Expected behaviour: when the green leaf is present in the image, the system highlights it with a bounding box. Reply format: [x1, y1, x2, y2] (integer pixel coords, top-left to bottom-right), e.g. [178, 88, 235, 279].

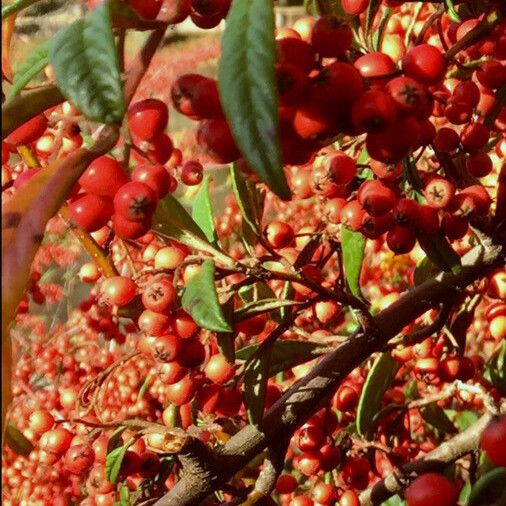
[219, 0, 290, 200]
[484, 340, 506, 395]
[420, 403, 457, 434]
[279, 281, 293, 321]
[181, 259, 232, 333]
[413, 256, 439, 286]
[239, 281, 276, 304]
[154, 194, 234, 268]
[119, 485, 131, 506]
[230, 162, 261, 233]
[445, 0, 462, 23]
[217, 298, 236, 363]
[106, 445, 128, 484]
[107, 426, 127, 454]
[418, 232, 462, 275]
[403, 378, 419, 400]
[5, 423, 34, 456]
[49, 1, 124, 124]
[459, 482, 472, 505]
[2, 0, 40, 19]
[468, 468, 506, 506]
[341, 226, 367, 302]
[137, 373, 153, 402]
[6, 42, 49, 103]
[236, 339, 329, 376]
[444, 409, 479, 431]
[357, 353, 401, 440]
[234, 298, 302, 322]
[379, 496, 406, 506]
[192, 175, 218, 245]
[365, 0, 382, 37]
[244, 341, 273, 426]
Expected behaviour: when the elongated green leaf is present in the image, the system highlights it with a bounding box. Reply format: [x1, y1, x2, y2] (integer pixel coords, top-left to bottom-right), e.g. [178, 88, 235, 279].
[413, 256, 439, 286]
[365, 0, 382, 36]
[444, 409, 479, 431]
[192, 176, 218, 245]
[468, 468, 506, 506]
[6, 42, 49, 103]
[5, 423, 34, 456]
[418, 232, 462, 275]
[154, 194, 234, 268]
[445, 0, 462, 23]
[244, 341, 273, 426]
[181, 259, 232, 333]
[234, 298, 302, 322]
[230, 162, 260, 233]
[106, 426, 127, 455]
[106, 445, 128, 484]
[421, 403, 457, 434]
[219, 0, 290, 200]
[217, 298, 235, 363]
[341, 226, 366, 301]
[119, 485, 131, 506]
[357, 353, 400, 440]
[49, 1, 124, 124]
[237, 339, 329, 376]
[2, 0, 40, 19]
[137, 373, 153, 402]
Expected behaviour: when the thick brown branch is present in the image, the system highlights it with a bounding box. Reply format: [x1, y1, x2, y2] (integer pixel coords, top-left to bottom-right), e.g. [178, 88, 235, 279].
[154, 241, 503, 506]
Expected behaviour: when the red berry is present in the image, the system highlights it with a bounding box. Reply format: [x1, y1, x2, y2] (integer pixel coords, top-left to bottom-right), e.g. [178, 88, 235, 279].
[405, 473, 457, 506]
[358, 180, 397, 216]
[129, 0, 162, 19]
[68, 194, 113, 232]
[354, 52, 396, 79]
[132, 163, 172, 198]
[147, 133, 174, 164]
[402, 44, 446, 85]
[128, 99, 168, 142]
[460, 122, 489, 153]
[424, 176, 455, 210]
[276, 37, 316, 74]
[181, 160, 204, 186]
[142, 278, 177, 313]
[204, 354, 236, 385]
[265, 220, 294, 249]
[386, 225, 416, 254]
[197, 119, 240, 163]
[64, 444, 95, 475]
[112, 214, 152, 239]
[101, 276, 137, 306]
[79, 156, 129, 197]
[352, 90, 398, 133]
[311, 15, 352, 58]
[114, 181, 158, 222]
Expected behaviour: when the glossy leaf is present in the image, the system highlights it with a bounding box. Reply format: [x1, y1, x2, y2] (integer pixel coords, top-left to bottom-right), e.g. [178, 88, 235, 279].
[6, 42, 49, 103]
[236, 340, 329, 376]
[106, 445, 128, 484]
[5, 423, 34, 456]
[49, 1, 124, 124]
[154, 194, 235, 268]
[244, 341, 273, 426]
[219, 0, 290, 200]
[357, 353, 400, 440]
[107, 426, 127, 454]
[420, 403, 457, 434]
[230, 162, 260, 233]
[341, 226, 367, 301]
[192, 175, 218, 245]
[234, 298, 302, 322]
[217, 298, 235, 364]
[181, 260, 232, 333]
[418, 232, 462, 275]
[137, 373, 153, 402]
[119, 485, 131, 506]
[468, 468, 506, 506]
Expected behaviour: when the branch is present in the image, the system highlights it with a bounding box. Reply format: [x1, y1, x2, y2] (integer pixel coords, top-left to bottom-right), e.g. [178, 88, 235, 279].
[359, 411, 500, 506]
[154, 240, 503, 506]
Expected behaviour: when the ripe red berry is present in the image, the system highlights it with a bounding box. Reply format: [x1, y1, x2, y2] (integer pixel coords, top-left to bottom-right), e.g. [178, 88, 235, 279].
[197, 118, 240, 163]
[405, 473, 457, 506]
[181, 160, 204, 186]
[480, 414, 506, 467]
[265, 220, 295, 249]
[68, 194, 113, 232]
[340, 200, 365, 232]
[129, 0, 162, 19]
[40, 428, 73, 455]
[466, 152, 492, 178]
[204, 354, 236, 385]
[424, 176, 455, 209]
[402, 44, 446, 85]
[476, 60, 506, 90]
[114, 181, 158, 222]
[387, 225, 416, 254]
[460, 122, 489, 153]
[128, 99, 168, 142]
[132, 163, 172, 198]
[341, 0, 368, 15]
[354, 52, 396, 79]
[166, 375, 197, 406]
[276, 37, 316, 74]
[149, 334, 182, 362]
[385, 76, 431, 118]
[276, 474, 297, 494]
[79, 156, 129, 197]
[433, 127, 460, 153]
[358, 180, 397, 216]
[101, 276, 137, 307]
[64, 444, 95, 475]
[142, 277, 177, 313]
[112, 214, 152, 239]
[146, 133, 174, 164]
[310, 15, 352, 57]
[352, 90, 398, 133]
